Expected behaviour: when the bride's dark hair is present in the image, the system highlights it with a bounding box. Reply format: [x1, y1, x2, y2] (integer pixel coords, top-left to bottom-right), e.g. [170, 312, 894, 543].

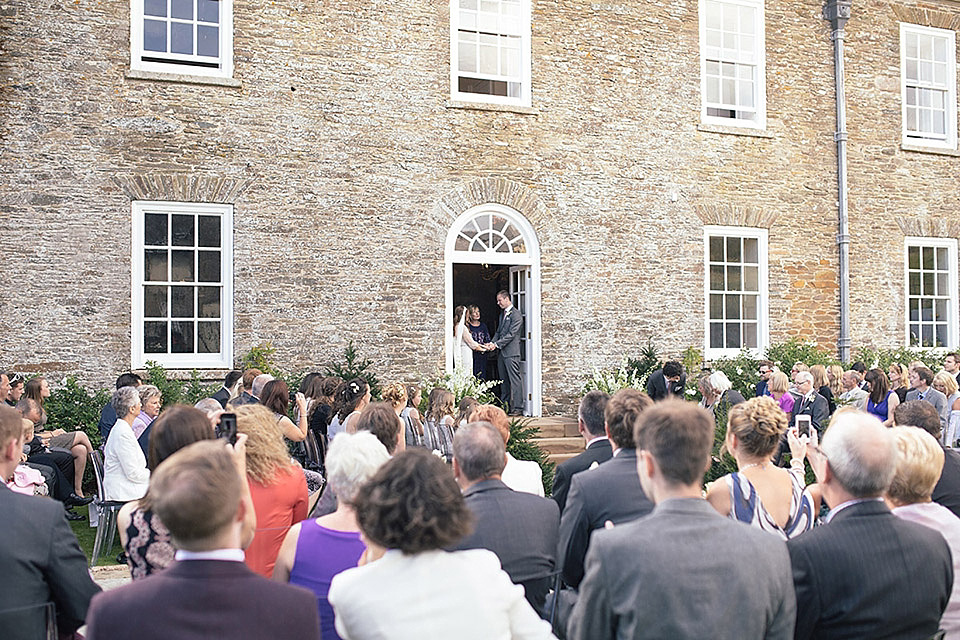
[453, 305, 466, 334]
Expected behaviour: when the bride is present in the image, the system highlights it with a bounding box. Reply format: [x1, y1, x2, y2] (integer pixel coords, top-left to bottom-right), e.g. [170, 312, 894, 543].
[454, 305, 486, 371]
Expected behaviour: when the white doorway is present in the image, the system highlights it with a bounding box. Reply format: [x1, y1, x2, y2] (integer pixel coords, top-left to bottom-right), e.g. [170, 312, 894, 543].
[444, 204, 542, 416]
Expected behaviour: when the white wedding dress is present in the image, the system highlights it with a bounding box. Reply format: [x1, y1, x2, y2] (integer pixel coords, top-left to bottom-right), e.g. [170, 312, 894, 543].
[455, 313, 480, 372]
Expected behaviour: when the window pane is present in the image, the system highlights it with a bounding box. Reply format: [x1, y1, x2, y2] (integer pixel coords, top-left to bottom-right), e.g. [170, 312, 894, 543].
[171, 21, 194, 55]
[145, 250, 168, 282]
[727, 266, 741, 291]
[144, 321, 167, 353]
[923, 272, 934, 296]
[198, 251, 220, 282]
[937, 324, 949, 347]
[171, 321, 195, 353]
[725, 323, 741, 349]
[910, 299, 920, 322]
[743, 237, 758, 263]
[710, 294, 723, 320]
[144, 0, 166, 17]
[171, 250, 195, 282]
[923, 247, 935, 269]
[922, 298, 934, 321]
[743, 294, 758, 320]
[910, 323, 920, 345]
[171, 285, 195, 317]
[171, 0, 192, 19]
[909, 272, 921, 295]
[709, 236, 724, 262]
[710, 322, 724, 348]
[726, 237, 741, 262]
[710, 265, 725, 290]
[171, 214, 195, 246]
[197, 25, 219, 57]
[938, 272, 949, 296]
[144, 213, 168, 246]
[937, 247, 949, 269]
[922, 323, 934, 347]
[144, 286, 168, 317]
[935, 298, 948, 322]
[725, 294, 740, 319]
[198, 321, 221, 353]
[197, 215, 221, 247]
[198, 0, 219, 22]
[908, 246, 920, 269]
[144, 19, 167, 52]
[198, 286, 221, 318]
[743, 322, 758, 348]
[743, 266, 758, 292]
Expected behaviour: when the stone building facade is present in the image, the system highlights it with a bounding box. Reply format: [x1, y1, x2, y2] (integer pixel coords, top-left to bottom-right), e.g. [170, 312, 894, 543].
[0, 0, 958, 415]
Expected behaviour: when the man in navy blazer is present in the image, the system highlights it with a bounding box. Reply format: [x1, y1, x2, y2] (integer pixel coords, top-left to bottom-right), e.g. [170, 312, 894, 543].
[452, 421, 560, 615]
[788, 411, 952, 640]
[485, 290, 524, 416]
[552, 391, 612, 513]
[86, 440, 320, 640]
[558, 389, 655, 589]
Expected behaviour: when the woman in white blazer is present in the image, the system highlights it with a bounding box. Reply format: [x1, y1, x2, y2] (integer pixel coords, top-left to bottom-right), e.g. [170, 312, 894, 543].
[103, 386, 150, 501]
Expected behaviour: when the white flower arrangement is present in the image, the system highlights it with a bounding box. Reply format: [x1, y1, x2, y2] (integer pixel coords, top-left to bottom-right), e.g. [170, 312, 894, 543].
[423, 365, 501, 405]
[582, 359, 645, 394]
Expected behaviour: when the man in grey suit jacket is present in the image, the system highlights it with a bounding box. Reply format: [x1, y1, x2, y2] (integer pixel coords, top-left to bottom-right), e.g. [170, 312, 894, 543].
[486, 290, 524, 416]
[452, 422, 560, 614]
[568, 400, 795, 640]
[906, 366, 949, 433]
[552, 391, 612, 513]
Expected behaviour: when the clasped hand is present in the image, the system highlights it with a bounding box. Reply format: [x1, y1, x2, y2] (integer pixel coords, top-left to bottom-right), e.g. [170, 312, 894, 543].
[478, 342, 497, 352]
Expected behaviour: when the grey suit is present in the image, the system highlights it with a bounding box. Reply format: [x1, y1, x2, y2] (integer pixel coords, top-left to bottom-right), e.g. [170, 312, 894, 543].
[492, 305, 524, 414]
[568, 498, 795, 640]
[906, 387, 949, 432]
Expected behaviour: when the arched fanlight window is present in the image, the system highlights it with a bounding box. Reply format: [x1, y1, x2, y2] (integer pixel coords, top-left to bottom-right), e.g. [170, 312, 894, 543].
[453, 211, 527, 255]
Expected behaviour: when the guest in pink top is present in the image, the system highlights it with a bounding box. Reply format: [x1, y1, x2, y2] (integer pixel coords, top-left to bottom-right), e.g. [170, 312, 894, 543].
[768, 372, 795, 415]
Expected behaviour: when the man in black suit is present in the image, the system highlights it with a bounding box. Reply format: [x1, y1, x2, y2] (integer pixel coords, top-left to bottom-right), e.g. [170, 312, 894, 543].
[558, 388, 655, 589]
[894, 399, 960, 518]
[227, 368, 262, 409]
[552, 391, 612, 513]
[86, 440, 320, 640]
[485, 290, 524, 416]
[788, 411, 953, 640]
[210, 370, 242, 409]
[789, 371, 829, 433]
[0, 404, 100, 639]
[645, 361, 685, 401]
[98, 372, 141, 441]
[452, 421, 560, 614]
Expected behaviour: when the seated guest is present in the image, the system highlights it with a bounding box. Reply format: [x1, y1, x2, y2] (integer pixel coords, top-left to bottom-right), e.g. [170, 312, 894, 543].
[0, 404, 101, 639]
[118, 405, 255, 580]
[382, 382, 411, 443]
[552, 391, 612, 513]
[260, 378, 309, 442]
[5, 371, 23, 406]
[211, 369, 242, 409]
[328, 448, 553, 639]
[98, 372, 142, 441]
[894, 400, 960, 519]
[131, 384, 162, 455]
[328, 378, 371, 442]
[401, 384, 425, 447]
[789, 411, 952, 640]
[273, 431, 391, 640]
[470, 404, 543, 496]
[103, 387, 150, 502]
[307, 376, 340, 441]
[227, 368, 262, 408]
[355, 402, 404, 455]
[568, 400, 795, 640]
[236, 404, 308, 578]
[886, 426, 960, 638]
[19, 399, 90, 513]
[86, 440, 320, 640]
[706, 396, 818, 538]
[456, 396, 479, 428]
[421, 387, 455, 463]
[452, 421, 560, 615]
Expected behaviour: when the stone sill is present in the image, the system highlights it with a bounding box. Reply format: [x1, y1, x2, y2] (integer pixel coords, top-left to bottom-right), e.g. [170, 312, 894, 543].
[901, 142, 960, 157]
[125, 69, 242, 88]
[697, 123, 774, 139]
[445, 100, 539, 116]
[132, 368, 231, 381]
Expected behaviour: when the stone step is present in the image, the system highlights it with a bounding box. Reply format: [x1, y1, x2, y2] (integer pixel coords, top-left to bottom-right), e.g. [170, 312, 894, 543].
[523, 416, 579, 439]
[533, 436, 586, 456]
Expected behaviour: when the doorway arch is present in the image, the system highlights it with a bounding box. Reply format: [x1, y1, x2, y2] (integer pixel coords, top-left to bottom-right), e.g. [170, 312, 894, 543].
[445, 203, 542, 416]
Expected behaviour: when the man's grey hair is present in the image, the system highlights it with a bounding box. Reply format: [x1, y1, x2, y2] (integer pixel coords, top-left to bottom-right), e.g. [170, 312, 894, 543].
[16, 397, 40, 420]
[194, 398, 223, 416]
[251, 373, 274, 399]
[326, 431, 390, 503]
[111, 386, 141, 419]
[708, 371, 732, 394]
[795, 371, 814, 385]
[453, 421, 507, 482]
[821, 411, 897, 498]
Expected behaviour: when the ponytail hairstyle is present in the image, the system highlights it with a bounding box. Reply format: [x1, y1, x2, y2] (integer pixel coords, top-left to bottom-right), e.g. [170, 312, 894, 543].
[336, 378, 370, 422]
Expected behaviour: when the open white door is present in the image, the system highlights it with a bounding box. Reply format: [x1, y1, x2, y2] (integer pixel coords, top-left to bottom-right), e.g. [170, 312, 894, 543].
[510, 266, 531, 415]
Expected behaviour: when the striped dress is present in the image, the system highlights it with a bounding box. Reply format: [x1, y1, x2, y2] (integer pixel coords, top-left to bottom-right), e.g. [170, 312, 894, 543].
[725, 468, 815, 539]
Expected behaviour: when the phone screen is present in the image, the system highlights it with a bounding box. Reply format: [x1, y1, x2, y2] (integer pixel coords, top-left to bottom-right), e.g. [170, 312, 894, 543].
[219, 413, 238, 446]
[796, 415, 812, 437]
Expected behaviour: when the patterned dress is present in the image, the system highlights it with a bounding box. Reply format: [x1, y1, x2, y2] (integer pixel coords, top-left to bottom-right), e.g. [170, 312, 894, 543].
[725, 468, 815, 539]
[124, 506, 175, 580]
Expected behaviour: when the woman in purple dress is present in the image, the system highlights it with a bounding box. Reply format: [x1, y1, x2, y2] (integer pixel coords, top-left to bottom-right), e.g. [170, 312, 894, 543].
[272, 431, 391, 640]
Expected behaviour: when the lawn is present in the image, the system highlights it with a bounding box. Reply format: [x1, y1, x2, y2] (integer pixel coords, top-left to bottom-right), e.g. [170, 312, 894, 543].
[68, 505, 124, 567]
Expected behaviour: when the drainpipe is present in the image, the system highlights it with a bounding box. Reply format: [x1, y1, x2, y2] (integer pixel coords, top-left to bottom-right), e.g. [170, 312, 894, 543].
[824, 0, 852, 363]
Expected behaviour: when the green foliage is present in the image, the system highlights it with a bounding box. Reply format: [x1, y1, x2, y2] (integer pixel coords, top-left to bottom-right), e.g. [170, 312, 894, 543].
[143, 362, 215, 408]
[626, 338, 660, 386]
[704, 402, 737, 485]
[680, 346, 703, 378]
[422, 367, 500, 406]
[853, 346, 944, 372]
[507, 417, 556, 496]
[764, 338, 840, 371]
[238, 342, 281, 376]
[582, 359, 645, 395]
[45, 376, 110, 448]
[709, 350, 761, 399]
[324, 341, 382, 400]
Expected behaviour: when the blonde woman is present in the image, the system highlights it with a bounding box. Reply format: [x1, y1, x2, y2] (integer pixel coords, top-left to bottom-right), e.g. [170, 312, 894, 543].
[768, 372, 794, 416]
[423, 388, 455, 463]
[810, 365, 835, 415]
[236, 404, 308, 578]
[827, 365, 844, 402]
[889, 363, 910, 403]
[934, 371, 960, 448]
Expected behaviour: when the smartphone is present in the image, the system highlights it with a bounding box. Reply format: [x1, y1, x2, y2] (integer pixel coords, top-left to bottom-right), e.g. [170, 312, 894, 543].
[219, 413, 238, 446]
[796, 414, 812, 437]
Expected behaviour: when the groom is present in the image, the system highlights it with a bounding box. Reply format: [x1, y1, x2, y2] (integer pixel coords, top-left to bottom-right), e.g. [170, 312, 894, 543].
[485, 290, 524, 416]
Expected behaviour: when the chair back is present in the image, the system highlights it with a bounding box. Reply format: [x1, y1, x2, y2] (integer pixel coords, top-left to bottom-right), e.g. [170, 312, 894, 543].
[90, 449, 107, 499]
[304, 430, 326, 474]
[0, 602, 56, 640]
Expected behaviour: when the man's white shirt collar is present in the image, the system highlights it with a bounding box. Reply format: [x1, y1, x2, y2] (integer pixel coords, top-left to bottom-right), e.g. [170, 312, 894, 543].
[824, 497, 884, 523]
[175, 548, 245, 562]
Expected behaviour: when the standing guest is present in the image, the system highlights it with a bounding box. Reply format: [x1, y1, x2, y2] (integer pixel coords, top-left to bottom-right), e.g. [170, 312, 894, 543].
[946, 353, 960, 389]
[86, 440, 320, 640]
[422, 387, 456, 463]
[381, 382, 410, 445]
[895, 400, 960, 519]
[907, 366, 948, 432]
[273, 431, 391, 640]
[568, 400, 795, 640]
[355, 402, 405, 455]
[210, 370, 242, 409]
[790, 371, 829, 434]
[0, 404, 101, 639]
[307, 376, 340, 441]
[456, 396, 479, 428]
[467, 305, 491, 379]
[453, 421, 560, 615]
[328, 448, 554, 640]
[706, 397, 817, 539]
[260, 379, 309, 443]
[889, 363, 910, 402]
[103, 386, 150, 502]
[810, 364, 835, 415]
[865, 368, 899, 427]
[788, 411, 952, 640]
[236, 404, 309, 578]
[645, 361, 685, 401]
[227, 368, 263, 408]
[886, 426, 960, 639]
[484, 290, 525, 416]
[6, 371, 24, 406]
[826, 364, 844, 406]
[99, 372, 142, 441]
[328, 378, 370, 442]
[790, 362, 809, 385]
[755, 360, 774, 397]
[934, 371, 960, 448]
[118, 405, 256, 580]
[401, 384, 424, 447]
[131, 384, 162, 455]
[768, 371, 795, 416]
[470, 404, 543, 496]
[838, 370, 868, 411]
[552, 391, 612, 513]
[707, 371, 745, 417]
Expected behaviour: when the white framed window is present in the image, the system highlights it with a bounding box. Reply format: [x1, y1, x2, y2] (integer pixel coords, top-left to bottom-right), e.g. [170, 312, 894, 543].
[905, 237, 958, 348]
[699, 0, 766, 129]
[900, 23, 957, 150]
[132, 201, 233, 369]
[704, 226, 768, 358]
[450, 0, 531, 107]
[131, 0, 233, 78]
